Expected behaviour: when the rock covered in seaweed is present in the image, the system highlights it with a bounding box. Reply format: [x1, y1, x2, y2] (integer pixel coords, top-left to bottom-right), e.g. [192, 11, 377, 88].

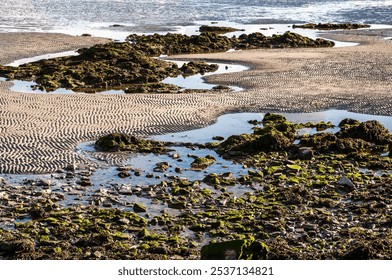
[217, 113, 295, 157]
[337, 120, 390, 144]
[199, 25, 244, 34]
[0, 30, 334, 93]
[95, 133, 167, 153]
[201, 239, 269, 260]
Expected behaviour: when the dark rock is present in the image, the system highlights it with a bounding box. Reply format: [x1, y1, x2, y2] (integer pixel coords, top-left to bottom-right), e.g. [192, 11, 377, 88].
[299, 133, 337, 153]
[212, 136, 225, 141]
[95, 133, 167, 153]
[0, 238, 35, 255]
[118, 171, 131, 178]
[153, 162, 169, 172]
[133, 203, 147, 213]
[338, 120, 390, 144]
[201, 239, 269, 260]
[293, 23, 371, 30]
[338, 118, 361, 128]
[199, 25, 244, 34]
[191, 155, 216, 169]
[262, 112, 287, 124]
[338, 176, 355, 191]
[298, 147, 314, 160]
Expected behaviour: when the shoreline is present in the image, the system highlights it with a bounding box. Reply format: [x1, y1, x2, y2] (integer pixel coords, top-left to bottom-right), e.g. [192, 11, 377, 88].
[0, 29, 392, 173]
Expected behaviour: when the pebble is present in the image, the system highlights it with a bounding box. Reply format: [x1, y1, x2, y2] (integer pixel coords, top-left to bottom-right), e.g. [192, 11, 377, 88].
[338, 176, 355, 191]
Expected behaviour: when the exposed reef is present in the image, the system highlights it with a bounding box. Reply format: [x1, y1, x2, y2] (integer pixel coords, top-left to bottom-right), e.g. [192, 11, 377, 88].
[2, 113, 392, 260]
[293, 23, 371, 30]
[0, 31, 334, 93]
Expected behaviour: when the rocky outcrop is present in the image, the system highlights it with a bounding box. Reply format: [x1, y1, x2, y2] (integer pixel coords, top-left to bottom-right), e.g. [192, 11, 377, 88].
[95, 133, 167, 153]
[0, 31, 334, 93]
[293, 23, 371, 30]
[199, 25, 244, 34]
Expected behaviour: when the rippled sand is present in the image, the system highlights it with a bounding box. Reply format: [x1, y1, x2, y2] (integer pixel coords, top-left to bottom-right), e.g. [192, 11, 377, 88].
[0, 30, 391, 173]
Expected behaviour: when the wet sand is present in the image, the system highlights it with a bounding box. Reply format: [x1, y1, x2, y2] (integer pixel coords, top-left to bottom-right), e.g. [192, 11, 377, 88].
[0, 30, 392, 173]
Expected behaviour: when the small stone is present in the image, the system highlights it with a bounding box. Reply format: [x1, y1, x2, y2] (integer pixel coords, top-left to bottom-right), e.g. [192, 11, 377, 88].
[338, 176, 356, 191]
[153, 162, 169, 172]
[93, 251, 103, 258]
[117, 166, 133, 172]
[118, 185, 133, 195]
[65, 163, 77, 172]
[35, 179, 52, 187]
[171, 153, 180, 159]
[118, 171, 131, 178]
[133, 203, 147, 212]
[175, 167, 182, 174]
[212, 136, 225, 141]
[298, 147, 314, 160]
[119, 218, 130, 225]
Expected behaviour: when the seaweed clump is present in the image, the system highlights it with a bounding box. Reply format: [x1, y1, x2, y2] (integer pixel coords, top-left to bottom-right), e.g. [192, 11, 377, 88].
[217, 113, 296, 157]
[95, 133, 167, 153]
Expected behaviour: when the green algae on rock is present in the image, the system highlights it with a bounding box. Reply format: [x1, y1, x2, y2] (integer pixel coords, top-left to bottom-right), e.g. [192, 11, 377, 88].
[190, 155, 216, 169]
[0, 42, 218, 93]
[0, 31, 334, 93]
[4, 113, 392, 260]
[201, 239, 269, 260]
[95, 133, 167, 153]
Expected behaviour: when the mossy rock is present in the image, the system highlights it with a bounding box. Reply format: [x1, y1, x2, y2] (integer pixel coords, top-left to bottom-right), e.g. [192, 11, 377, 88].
[191, 156, 216, 169]
[200, 239, 269, 260]
[338, 118, 361, 128]
[95, 133, 166, 153]
[262, 112, 287, 124]
[0, 32, 334, 94]
[133, 203, 147, 213]
[338, 120, 390, 144]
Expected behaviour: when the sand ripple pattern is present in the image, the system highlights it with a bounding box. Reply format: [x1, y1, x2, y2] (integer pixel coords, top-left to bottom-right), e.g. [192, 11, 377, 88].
[1, 31, 392, 173]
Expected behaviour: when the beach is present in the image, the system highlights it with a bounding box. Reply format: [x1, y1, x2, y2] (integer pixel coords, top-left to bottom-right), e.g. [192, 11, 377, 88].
[0, 29, 392, 173]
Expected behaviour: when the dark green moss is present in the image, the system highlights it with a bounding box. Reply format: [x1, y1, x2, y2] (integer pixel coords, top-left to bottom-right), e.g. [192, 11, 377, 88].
[95, 133, 167, 153]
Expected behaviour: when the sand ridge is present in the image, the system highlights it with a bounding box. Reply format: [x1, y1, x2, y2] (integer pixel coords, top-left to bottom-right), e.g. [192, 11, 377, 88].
[0, 30, 392, 173]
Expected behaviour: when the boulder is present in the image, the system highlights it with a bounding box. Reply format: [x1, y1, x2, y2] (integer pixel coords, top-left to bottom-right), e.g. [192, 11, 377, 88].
[191, 155, 216, 169]
[338, 120, 390, 144]
[95, 133, 166, 153]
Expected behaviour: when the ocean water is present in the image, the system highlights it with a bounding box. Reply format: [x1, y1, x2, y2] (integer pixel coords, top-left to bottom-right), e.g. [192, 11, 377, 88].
[0, 0, 392, 35]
